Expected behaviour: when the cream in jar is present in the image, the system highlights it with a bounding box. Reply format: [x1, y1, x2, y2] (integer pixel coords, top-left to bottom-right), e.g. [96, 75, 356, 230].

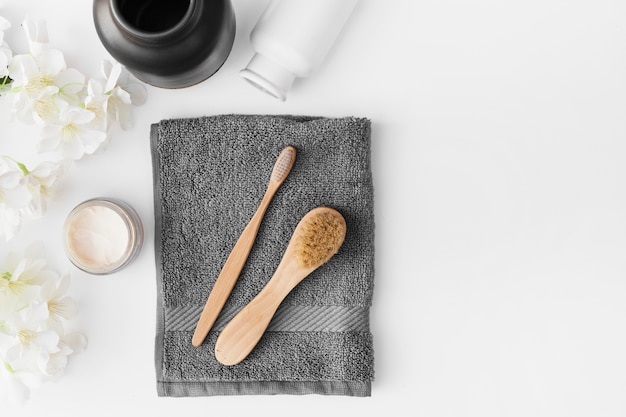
[63, 198, 143, 274]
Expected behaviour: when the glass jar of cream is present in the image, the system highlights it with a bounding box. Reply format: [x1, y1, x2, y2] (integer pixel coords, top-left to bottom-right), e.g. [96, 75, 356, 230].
[63, 198, 144, 274]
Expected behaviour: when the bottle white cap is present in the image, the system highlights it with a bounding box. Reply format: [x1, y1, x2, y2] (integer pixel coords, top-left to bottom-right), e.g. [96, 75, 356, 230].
[240, 53, 296, 101]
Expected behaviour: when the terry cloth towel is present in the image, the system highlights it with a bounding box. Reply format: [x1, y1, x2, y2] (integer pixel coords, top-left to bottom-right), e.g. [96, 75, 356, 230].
[151, 115, 375, 397]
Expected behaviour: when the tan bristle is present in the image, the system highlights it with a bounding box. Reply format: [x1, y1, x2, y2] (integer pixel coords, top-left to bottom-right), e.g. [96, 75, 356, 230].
[295, 211, 346, 268]
[271, 146, 296, 183]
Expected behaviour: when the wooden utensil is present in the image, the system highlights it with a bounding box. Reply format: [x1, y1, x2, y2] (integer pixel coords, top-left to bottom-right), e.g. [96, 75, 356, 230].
[192, 146, 296, 347]
[215, 206, 346, 365]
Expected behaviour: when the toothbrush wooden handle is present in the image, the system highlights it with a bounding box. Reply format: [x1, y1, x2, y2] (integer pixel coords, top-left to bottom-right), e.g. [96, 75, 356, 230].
[192, 189, 275, 347]
[193, 146, 295, 348]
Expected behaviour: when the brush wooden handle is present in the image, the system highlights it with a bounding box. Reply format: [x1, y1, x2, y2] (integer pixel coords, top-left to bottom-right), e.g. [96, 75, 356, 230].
[215, 207, 346, 365]
[214, 258, 310, 365]
[191, 146, 296, 347]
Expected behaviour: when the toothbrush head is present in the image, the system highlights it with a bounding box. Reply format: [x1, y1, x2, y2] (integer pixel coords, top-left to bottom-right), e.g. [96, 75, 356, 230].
[270, 146, 296, 184]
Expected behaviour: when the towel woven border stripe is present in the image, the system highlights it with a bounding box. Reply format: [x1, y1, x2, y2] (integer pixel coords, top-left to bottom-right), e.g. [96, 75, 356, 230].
[164, 305, 370, 332]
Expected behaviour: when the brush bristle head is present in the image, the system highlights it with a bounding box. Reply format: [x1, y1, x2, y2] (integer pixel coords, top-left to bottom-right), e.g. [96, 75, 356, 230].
[295, 209, 346, 269]
[271, 146, 296, 183]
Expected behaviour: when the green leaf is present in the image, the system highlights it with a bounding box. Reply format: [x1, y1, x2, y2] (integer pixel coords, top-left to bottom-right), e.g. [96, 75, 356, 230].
[0, 75, 11, 92]
[16, 162, 30, 175]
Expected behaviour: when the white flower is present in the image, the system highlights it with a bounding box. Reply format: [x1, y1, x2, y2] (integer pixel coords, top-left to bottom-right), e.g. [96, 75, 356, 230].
[0, 160, 33, 241]
[1, 242, 48, 296]
[9, 50, 65, 92]
[0, 160, 31, 209]
[43, 331, 86, 376]
[84, 78, 112, 136]
[39, 273, 77, 332]
[8, 52, 62, 124]
[0, 157, 65, 241]
[0, 354, 43, 405]
[0, 242, 48, 312]
[0, 258, 40, 306]
[0, 242, 85, 403]
[83, 61, 148, 150]
[0, 311, 59, 404]
[38, 102, 107, 160]
[3, 17, 147, 162]
[7, 50, 85, 125]
[101, 60, 146, 130]
[22, 159, 66, 215]
[6, 17, 86, 127]
[3, 301, 55, 348]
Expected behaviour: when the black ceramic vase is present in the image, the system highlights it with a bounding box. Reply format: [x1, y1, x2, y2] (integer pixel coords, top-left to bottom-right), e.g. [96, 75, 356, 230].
[93, 0, 235, 88]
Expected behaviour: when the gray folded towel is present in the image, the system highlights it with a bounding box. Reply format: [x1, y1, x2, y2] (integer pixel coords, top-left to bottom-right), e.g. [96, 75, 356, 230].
[151, 114, 375, 397]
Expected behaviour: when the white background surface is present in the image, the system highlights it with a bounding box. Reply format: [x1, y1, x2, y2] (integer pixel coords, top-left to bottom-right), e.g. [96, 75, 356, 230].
[2, 0, 626, 415]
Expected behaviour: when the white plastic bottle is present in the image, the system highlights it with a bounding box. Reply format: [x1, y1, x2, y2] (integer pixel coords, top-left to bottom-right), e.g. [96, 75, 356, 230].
[240, 0, 358, 101]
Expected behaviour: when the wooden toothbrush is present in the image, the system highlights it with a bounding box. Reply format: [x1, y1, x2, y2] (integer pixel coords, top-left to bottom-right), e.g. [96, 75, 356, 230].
[215, 206, 346, 365]
[192, 146, 296, 347]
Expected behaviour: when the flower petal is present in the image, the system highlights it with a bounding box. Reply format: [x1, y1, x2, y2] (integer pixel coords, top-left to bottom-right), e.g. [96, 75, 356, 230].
[37, 49, 65, 76]
[80, 129, 108, 154]
[2, 183, 34, 209]
[60, 136, 86, 160]
[63, 106, 95, 125]
[1, 373, 31, 405]
[37, 125, 63, 152]
[104, 61, 122, 92]
[34, 330, 59, 352]
[63, 332, 87, 354]
[22, 16, 49, 56]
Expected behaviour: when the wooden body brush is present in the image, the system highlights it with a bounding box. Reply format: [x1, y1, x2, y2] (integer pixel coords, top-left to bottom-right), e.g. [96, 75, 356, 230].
[215, 206, 346, 366]
[192, 146, 296, 347]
